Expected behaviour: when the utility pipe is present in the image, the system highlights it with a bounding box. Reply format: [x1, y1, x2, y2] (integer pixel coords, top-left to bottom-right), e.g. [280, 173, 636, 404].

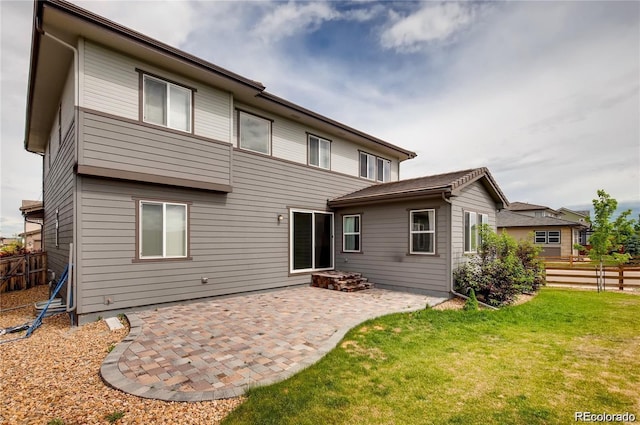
[37, 26, 79, 315]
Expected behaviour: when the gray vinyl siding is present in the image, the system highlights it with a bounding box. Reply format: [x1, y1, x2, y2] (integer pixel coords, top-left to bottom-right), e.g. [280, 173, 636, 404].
[82, 40, 232, 142]
[334, 200, 450, 297]
[44, 123, 76, 285]
[76, 149, 372, 315]
[451, 181, 498, 271]
[79, 110, 231, 188]
[44, 65, 76, 287]
[233, 103, 400, 180]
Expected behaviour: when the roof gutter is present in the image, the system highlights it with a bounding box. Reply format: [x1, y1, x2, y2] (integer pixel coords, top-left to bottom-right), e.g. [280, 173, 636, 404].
[257, 91, 417, 160]
[328, 187, 447, 208]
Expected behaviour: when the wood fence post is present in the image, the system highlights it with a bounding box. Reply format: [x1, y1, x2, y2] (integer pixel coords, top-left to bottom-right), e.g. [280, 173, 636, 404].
[618, 266, 624, 291]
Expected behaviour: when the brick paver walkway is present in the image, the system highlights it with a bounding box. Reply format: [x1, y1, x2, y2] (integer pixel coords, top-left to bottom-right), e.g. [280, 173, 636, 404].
[101, 286, 445, 401]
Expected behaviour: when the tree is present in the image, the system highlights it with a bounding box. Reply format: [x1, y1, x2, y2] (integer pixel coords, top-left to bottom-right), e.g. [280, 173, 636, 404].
[587, 190, 632, 291]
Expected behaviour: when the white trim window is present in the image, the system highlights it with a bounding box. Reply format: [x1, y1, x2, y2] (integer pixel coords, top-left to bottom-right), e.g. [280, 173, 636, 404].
[534, 231, 547, 244]
[360, 152, 391, 182]
[143, 74, 192, 132]
[239, 111, 271, 155]
[464, 211, 488, 253]
[376, 157, 391, 182]
[308, 135, 331, 169]
[139, 201, 188, 259]
[547, 231, 561, 244]
[343, 215, 361, 252]
[410, 209, 435, 254]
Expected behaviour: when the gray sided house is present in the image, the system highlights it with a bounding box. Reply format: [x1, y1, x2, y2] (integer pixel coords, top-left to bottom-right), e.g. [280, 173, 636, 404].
[24, 0, 509, 322]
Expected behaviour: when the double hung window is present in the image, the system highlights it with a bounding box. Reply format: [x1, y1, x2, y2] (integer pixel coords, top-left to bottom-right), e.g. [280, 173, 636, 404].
[143, 74, 192, 132]
[410, 209, 435, 254]
[343, 215, 361, 252]
[308, 135, 331, 169]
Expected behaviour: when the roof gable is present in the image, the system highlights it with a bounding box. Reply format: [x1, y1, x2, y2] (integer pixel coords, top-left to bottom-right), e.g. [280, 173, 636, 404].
[328, 167, 509, 207]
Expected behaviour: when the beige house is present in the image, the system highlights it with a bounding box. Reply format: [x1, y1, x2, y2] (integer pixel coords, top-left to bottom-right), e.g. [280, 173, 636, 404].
[19, 200, 44, 252]
[497, 204, 587, 258]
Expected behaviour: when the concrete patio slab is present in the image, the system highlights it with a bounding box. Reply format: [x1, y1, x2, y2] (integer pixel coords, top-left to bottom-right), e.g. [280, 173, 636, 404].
[101, 286, 445, 401]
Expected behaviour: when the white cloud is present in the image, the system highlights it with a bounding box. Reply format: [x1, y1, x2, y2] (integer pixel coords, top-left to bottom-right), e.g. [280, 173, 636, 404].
[380, 3, 475, 52]
[74, 0, 200, 47]
[253, 2, 338, 42]
[1, 0, 638, 237]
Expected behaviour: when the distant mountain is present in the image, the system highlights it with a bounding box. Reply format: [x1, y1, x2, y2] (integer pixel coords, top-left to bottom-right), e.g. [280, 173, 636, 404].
[563, 200, 640, 221]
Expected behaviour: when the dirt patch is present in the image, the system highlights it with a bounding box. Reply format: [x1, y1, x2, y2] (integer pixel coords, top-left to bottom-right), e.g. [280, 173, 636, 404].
[0, 285, 243, 424]
[341, 340, 387, 360]
[432, 292, 538, 310]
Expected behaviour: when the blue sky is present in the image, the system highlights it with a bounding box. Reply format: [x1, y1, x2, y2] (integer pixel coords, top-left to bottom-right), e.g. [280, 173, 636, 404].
[1, 1, 639, 237]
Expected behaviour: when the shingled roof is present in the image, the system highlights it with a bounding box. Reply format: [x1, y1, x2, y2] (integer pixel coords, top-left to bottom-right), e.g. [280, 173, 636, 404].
[328, 167, 509, 207]
[497, 210, 587, 228]
[508, 201, 560, 215]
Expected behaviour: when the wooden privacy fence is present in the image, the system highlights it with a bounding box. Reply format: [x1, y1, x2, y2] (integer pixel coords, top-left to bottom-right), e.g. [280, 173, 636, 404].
[545, 262, 640, 290]
[0, 252, 48, 293]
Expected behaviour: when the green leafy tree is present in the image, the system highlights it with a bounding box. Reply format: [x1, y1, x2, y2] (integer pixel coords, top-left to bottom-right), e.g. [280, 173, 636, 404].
[587, 190, 632, 291]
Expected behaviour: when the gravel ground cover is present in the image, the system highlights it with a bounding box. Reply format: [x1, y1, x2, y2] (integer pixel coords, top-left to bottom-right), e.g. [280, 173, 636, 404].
[0, 286, 242, 425]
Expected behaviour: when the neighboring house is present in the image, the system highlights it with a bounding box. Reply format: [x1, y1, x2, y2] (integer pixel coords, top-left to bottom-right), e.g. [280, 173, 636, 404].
[558, 207, 590, 245]
[497, 205, 588, 258]
[557, 207, 590, 224]
[24, 0, 509, 322]
[19, 200, 44, 252]
[507, 202, 561, 218]
[0, 237, 20, 249]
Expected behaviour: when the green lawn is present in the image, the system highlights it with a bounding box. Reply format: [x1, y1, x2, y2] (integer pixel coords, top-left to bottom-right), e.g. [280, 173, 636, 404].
[222, 289, 640, 425]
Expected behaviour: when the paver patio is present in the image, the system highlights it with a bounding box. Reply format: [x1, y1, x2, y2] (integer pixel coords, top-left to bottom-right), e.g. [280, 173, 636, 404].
[101, 286, 445, 401]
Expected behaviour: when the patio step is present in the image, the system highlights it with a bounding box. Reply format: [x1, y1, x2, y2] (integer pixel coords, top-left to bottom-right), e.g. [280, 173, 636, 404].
[311, 271, 374, 292]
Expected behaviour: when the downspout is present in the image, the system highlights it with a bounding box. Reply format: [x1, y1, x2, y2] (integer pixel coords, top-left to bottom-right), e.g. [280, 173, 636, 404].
[37, 25, 79, 316]
[23, 153, 45, 253]
[441, 192, 497, 310]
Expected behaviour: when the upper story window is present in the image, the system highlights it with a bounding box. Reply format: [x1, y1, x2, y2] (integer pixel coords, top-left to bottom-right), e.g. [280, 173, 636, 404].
[239, 110, 271, 155]
[143, 74, 192, 132]
[410, 209, 435, 254]
[308, 134, 331, 169]
[360, 152, 391, 182]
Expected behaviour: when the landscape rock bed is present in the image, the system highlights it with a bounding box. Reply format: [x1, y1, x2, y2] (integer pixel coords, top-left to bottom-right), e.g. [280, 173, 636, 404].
[0, 286, 242, 424]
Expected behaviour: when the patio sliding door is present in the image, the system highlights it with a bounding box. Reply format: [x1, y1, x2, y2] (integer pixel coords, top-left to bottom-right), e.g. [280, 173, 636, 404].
[290, 210, 334, 273]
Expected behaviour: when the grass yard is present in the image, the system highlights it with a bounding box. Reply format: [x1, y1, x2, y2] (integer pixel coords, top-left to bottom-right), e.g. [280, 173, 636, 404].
[222, 288, 640, 425]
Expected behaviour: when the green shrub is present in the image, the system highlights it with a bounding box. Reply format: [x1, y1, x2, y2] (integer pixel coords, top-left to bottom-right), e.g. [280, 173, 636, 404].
[463, 289, 479, 311]
[454, 226, 545, 307]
